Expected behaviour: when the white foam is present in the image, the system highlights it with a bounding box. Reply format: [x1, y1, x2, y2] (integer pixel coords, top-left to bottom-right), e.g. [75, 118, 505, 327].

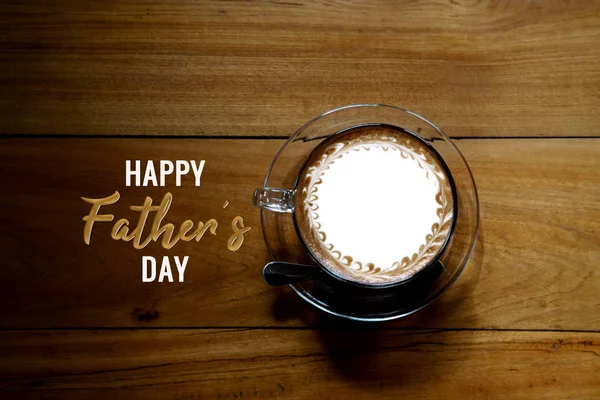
[314, 145, 441, 272]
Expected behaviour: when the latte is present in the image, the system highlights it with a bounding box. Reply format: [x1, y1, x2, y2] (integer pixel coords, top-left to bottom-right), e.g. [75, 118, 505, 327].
[294, 124, 455, 286]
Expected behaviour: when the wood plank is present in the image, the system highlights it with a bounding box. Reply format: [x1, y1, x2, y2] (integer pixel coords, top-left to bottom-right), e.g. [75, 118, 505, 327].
[0, 329, 598, 399]
[2, 0, 599, 137]
[0, 138, 599, 329]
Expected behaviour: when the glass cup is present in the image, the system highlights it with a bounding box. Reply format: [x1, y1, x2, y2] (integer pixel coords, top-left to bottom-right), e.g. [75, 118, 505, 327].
[254, 104, 479, 321]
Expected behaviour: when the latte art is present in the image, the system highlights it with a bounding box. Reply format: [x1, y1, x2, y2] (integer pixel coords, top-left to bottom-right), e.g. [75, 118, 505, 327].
[295, 125, 454, 285]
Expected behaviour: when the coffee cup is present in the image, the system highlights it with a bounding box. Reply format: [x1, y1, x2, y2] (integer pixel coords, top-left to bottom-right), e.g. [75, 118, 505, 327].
[255, 124, 457, 289]
[254, 104, 479, 320]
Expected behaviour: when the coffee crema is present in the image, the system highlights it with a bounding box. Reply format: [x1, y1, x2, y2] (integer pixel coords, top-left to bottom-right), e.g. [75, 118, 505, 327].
[294, 125, 454, 286]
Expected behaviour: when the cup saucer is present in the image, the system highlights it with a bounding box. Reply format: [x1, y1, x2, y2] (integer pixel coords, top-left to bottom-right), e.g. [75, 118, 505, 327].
[257, 104, 479, 321]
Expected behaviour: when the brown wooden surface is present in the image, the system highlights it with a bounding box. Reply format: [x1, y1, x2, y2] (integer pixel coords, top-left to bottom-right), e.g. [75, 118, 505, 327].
[0, 138, 599, 330]
[1, 0, 600, 398]
[2, 0, 600, 137]
[1, 329, 599, 399]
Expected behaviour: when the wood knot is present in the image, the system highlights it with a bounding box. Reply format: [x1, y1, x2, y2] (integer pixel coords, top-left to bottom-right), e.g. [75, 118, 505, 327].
[133, 307, 160, 322]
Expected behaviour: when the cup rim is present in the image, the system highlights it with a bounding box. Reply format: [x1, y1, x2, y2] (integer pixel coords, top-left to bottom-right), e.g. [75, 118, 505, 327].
[289, 122, 459, 290]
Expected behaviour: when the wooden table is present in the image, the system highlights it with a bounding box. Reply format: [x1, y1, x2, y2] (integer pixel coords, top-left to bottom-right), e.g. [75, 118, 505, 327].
[1, 1, 599, 398]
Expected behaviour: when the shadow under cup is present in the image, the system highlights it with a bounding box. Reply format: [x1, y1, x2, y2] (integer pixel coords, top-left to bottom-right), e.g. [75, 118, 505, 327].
[256, 104, 479, 321]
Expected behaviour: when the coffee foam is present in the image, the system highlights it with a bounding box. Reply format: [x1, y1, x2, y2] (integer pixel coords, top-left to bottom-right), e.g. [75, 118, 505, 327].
[295, 125, 454, 286]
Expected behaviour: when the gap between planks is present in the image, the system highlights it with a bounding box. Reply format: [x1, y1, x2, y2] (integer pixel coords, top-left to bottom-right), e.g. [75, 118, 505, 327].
[1, 134, 600, 140]
[0, 327, 599, 333]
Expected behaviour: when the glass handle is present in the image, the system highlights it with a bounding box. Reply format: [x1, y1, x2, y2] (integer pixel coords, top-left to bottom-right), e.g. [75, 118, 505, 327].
[253, 187, 294, 213]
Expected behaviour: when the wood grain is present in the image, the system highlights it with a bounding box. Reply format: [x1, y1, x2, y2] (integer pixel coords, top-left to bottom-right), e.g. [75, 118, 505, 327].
[0, 137, 598, 329]
[0, 329, 598, 399]
[2, 0, 599, 137]
[3, 1, 600, 396]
